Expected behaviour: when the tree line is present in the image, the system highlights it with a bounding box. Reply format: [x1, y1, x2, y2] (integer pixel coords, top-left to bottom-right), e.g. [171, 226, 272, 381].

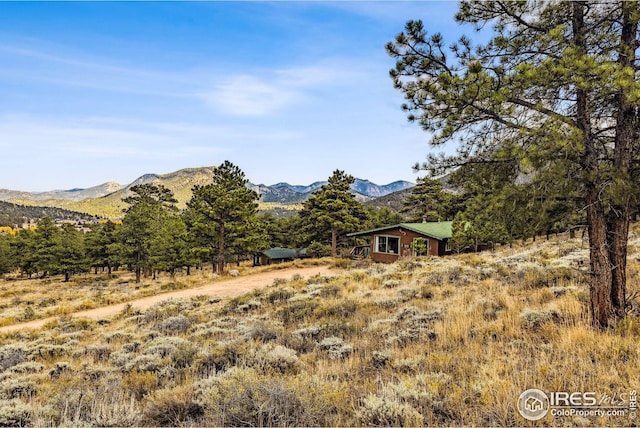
[0, 162, 403, 282]
[0, 157, 594, 283]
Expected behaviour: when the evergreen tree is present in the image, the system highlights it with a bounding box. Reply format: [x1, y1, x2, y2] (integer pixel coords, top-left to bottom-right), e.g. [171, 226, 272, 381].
[259, 212, 307, 249]
[0, 234, 13, 274]
[186, 161, 262, 274]
[447, 161, 522, 247]
[450, 212, 474, 253]
[120, 184, 178, 283]
[401, 177, 452, 222]
[226, 215, 268, 265]
[365, 207, 404, 229]
[33, 217, 61, 277]
[56, 223, 87, 282]
[149, 215, 191, 277]
[11, 229, 37, 277]
[180, 209, 208, 274]
[299, 170, 369, 257]
[258, 213, 281, 247]
[85, 221, 121, 274]
[387, 1, 640, 327]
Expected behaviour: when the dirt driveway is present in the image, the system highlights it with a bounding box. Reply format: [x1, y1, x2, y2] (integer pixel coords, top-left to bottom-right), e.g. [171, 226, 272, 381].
[0, 265, 338, 334]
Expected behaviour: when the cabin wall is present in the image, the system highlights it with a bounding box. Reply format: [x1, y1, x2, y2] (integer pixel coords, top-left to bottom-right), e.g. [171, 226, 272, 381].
[368, 228, 443, 263]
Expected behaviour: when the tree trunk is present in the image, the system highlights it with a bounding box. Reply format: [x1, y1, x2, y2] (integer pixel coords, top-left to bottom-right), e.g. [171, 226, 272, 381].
[331, 228, 337, 257]
[573, 1, 617, 329]
[607, 1, 637, 319]
[585, 190, 615, 328]
[217, 223, 225, 274]
[135, 248, 142, 283]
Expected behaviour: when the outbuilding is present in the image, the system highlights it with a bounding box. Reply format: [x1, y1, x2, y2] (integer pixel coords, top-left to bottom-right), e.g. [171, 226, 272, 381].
[347, 222, 452, 263]
[253, 247, 307, 266]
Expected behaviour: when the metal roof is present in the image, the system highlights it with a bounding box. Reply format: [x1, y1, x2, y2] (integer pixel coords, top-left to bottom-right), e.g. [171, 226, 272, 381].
[347, 222, 452, 240]
[261, 247, 307, 259]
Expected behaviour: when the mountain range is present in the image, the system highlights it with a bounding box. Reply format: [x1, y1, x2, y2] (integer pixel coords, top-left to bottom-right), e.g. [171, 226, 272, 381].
[249, 179, 413, 204]
[0, 166, 414, 218]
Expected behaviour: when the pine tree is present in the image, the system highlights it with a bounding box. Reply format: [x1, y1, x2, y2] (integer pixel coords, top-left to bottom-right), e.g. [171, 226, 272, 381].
[149, 215, 191, 277]
[387, 1, 640, 328]
[401, 177, 451, 222]
[450, 212, 474, 253]
[11, 229, 37, 277]
[366, 207, 404, 229]
[0, 234, 13, 275]
[120, 184, 178, 283]
[85, 221, 121, 274]
[447, 161, 522, 247]
[33, 217, 61, 277]
[186, 161, 262, 274]
[259, 212, 307, 249]
[56, 223, 87, 282]
[300, 170, 369, 257]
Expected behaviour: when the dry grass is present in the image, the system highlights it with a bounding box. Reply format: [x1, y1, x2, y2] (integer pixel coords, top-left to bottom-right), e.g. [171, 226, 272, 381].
[1, 231, 639, 426]
[0, 258, 338, 327]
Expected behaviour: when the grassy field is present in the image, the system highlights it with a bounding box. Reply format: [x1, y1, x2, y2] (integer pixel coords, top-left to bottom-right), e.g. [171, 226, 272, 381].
[0, 260, 328, 328]
[1, 232, 639, 426]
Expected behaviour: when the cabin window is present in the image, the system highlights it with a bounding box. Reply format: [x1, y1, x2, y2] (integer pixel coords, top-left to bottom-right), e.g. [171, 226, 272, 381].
[375, 235, 400, 254]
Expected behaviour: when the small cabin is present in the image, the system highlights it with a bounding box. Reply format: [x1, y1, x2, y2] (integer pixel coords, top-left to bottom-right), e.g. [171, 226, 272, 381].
[253, 247, 307, 266]
[347, 222, 452, 263]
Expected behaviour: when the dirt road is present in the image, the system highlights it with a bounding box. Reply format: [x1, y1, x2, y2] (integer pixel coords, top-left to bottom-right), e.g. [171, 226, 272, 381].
[0, 265, 337, 334]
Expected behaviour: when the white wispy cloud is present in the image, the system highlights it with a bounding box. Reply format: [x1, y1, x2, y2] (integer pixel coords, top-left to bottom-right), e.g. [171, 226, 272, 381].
[0, 113, 310, 190]
[319, 1, 459, 27]
[274, 65, 344, 87]
[0, 40, 199, 98]
[0, 115, 305, 158]
[200, 62, 364, 117]
[1, 39, 366, 117]
[203, 74, 301, 117]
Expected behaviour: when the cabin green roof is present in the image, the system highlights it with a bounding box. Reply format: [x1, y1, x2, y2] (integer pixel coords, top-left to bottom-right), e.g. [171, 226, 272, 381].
[347, 221, 452, 240]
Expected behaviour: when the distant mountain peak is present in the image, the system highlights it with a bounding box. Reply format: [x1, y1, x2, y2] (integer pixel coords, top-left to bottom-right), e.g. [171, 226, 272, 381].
[0, 166, 414, 217]
[248, 178, 414, 203]
[128, 173, 161, 187]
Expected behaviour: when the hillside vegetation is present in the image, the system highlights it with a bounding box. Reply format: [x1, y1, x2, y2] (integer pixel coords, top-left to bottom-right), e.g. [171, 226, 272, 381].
[0, 201, 96, 228]
[7, 167, 218, 218]
[1, 166, 414, 219]
[1, 230, 639, 426]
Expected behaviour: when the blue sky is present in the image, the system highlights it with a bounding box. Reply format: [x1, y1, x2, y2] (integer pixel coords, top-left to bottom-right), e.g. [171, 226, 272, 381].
[0, 1, 468, 191]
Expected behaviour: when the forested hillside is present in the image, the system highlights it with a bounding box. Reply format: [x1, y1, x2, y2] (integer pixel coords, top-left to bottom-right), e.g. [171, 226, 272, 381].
[0, 201, 95, 227]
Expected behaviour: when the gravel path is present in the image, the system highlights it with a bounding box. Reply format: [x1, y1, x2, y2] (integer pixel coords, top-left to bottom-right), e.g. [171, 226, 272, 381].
[0, 265, 337, 333]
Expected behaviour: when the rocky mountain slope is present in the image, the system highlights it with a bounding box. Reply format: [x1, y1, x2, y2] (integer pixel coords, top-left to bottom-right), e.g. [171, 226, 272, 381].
[0, 166, 415, 218]
[250, 179, 414, 204]
[0, 182, 123, 203]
